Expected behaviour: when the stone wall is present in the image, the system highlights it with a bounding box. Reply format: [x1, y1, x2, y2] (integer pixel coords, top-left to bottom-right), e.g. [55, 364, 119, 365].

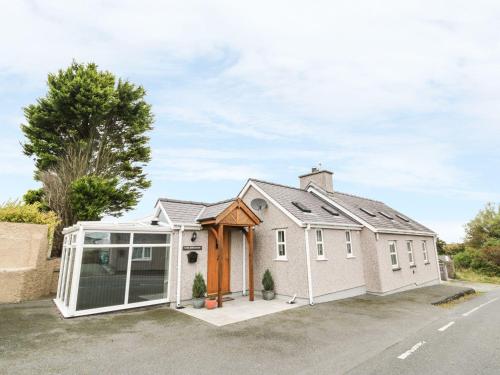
[0, 222, 60, 303]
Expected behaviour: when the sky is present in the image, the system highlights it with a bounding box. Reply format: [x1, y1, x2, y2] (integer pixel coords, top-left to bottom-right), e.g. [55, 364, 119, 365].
[1, 1, 500, 242]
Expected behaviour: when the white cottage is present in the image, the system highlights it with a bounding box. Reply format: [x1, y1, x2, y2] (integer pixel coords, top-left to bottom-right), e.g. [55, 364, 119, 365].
[55, 168, 440, 317]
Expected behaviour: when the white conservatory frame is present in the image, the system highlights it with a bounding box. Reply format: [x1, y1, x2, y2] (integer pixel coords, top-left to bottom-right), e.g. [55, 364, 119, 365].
[54, 221, 173, 318]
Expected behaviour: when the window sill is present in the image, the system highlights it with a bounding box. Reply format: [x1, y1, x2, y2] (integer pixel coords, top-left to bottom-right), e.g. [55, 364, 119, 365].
[273, 258, 288, 262]
[316, 258, 328, 261]
[410, 264, 417, 268]
[392, 267, 401, 272]
[424, 262, 431, 265]
[346, 255, 356, 259]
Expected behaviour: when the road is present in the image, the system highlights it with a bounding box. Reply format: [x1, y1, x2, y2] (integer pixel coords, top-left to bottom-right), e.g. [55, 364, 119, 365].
[1, 284, 499, 375]
[348, 287, 500, 374]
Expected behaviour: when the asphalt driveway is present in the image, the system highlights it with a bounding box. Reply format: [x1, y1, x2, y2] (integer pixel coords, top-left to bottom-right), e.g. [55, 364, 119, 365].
[0, 285, 482, 374]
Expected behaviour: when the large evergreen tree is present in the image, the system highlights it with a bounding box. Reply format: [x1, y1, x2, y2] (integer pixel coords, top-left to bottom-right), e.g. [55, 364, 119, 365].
[21, 62, 154, 252]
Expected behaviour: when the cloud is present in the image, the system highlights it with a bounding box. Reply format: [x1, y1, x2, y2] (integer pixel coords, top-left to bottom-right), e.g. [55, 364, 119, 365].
[424, 220, 466, 243]
[1, 0, 499, 213]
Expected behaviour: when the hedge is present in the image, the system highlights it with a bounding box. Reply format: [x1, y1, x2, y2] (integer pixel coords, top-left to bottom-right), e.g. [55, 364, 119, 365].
[0, 201, 60, 252]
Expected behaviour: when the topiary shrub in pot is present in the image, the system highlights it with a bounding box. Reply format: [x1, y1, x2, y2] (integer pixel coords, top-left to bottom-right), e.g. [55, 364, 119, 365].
[192, 273, 206, 308]
[262, 269, 275, 300]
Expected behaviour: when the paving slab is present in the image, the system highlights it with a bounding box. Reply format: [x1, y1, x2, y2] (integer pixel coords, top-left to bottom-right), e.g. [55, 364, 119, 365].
[175, 295, 305, 326]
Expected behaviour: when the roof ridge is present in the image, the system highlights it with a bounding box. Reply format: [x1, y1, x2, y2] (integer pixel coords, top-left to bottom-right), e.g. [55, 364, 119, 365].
[206, 198, 236, 207]
[331, 191, 383, 204]
[158, 198, 209, 206]
[249, 178, 305, 192]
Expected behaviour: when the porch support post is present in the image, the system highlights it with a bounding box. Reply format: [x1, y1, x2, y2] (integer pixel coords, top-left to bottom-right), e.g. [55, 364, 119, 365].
[246, 226, 254, 301]
[217, 224, 224, 308]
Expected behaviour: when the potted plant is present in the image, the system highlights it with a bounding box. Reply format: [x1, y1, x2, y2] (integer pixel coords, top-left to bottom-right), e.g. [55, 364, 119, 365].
[262, 269, 275, 300]
[192, 273, 206, 308]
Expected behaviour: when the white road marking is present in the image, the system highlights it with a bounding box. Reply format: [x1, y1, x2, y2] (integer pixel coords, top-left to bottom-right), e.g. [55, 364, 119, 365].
[462, 297, 499, 317]
[398, 341, 426, 360]
[438, 321, 455, 332]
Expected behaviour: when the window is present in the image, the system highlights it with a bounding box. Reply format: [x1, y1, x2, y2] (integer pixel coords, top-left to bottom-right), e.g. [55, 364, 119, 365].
[396, 214, 410, 222]
[389, 241, 399, 269]
[315, 229, 325, 259]
[132, 246, 152, 261]
[292, 201, 311, 213]
[378, 211, 393, 220]
[345, 230, 353, 256]
[406, 240, 415, 265]
[360, 208, 376, 217]
[422, 241, 429, 263]
[321, 205, 339, 216]
[276, 230, 287, 259]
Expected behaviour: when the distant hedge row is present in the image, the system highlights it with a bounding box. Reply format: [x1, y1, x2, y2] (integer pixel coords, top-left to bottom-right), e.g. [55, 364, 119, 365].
[454, 246, 500, 277]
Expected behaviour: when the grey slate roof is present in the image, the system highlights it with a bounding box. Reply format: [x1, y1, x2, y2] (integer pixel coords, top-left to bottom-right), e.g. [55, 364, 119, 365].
[326, 191, 434, 233]
[197, 199, 235, 221]
[158, 179, 434, 234]
[250, 180, 361, 226]
[158, 198, 236, 224]
[158, 199, 206, 224]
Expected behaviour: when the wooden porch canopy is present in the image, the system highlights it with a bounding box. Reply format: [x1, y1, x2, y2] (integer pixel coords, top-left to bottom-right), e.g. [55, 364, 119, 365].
[198, 198, 261, 308]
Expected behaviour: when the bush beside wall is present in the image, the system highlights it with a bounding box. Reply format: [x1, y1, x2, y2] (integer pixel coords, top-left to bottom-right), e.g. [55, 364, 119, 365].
[0, 202, 60, 257]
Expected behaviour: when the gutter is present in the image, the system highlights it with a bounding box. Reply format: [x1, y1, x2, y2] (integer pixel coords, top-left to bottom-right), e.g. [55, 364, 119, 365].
[304, 224, 314, 305]
[175, 225, 185, 308]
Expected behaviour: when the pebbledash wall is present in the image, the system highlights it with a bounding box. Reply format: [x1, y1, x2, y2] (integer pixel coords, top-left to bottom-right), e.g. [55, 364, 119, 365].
[0, 222, 59, 303]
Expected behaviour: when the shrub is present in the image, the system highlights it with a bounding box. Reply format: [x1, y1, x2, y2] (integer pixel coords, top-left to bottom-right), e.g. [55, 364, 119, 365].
[443, 242, 466, 256]
[192, 273, 207, 299]
[262, 269, 274, 291]
[0, 201, 60, 253]
[454, 248, 500, 277]
[483, 246, 500, 266]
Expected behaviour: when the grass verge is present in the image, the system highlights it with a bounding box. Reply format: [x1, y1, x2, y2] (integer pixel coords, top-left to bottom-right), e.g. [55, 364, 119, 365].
[455, 268, 500, 285]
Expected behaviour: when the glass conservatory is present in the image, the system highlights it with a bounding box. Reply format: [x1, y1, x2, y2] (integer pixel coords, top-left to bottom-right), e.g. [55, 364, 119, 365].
[54, 222, 172, 317]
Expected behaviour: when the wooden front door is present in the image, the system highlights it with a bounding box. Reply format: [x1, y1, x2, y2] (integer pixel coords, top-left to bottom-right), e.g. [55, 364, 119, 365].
[207, 228, 231, 295]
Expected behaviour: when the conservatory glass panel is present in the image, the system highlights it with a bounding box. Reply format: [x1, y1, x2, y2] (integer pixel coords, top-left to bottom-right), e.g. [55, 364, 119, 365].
[64, 248, 76, 306]
[84, 232, 130, 245]
[133, 233, 168, 244]
[128, 247, 169, 303]
[76, 247, 129, 310]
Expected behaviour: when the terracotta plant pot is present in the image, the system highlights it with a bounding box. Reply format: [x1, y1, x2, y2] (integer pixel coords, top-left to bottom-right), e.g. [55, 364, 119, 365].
[205, 299, 217, 309]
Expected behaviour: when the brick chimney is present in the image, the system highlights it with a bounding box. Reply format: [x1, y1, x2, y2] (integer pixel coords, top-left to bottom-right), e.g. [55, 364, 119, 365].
[299, 167, 334, 192]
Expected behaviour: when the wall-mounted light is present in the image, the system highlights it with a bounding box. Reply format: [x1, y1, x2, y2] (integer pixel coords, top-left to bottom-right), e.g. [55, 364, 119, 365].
[191, 232, 197, 242]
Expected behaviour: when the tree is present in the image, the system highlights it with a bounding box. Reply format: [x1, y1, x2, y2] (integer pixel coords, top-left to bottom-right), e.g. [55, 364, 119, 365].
[436, 237, 446, 255]
[464, 203, 500, 248]
[23, 188, 49, 211]
[21, 61, 154, 254]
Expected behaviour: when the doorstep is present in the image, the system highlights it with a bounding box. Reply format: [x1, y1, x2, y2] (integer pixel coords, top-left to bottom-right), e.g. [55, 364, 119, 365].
[173, 294, 305, 326]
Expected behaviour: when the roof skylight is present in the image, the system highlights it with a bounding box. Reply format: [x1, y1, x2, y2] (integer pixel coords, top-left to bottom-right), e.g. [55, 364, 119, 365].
[396, 214, 410, 222]
[292, 201, 312, 213]
[379, 211, 394, 220]
[359, 208, 376, 217]
[321, 205, 340, 216]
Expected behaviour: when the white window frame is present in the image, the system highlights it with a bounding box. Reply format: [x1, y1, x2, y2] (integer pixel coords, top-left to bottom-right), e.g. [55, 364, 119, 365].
[406, 240, 415, 266]
[54, 229, 173, 318]
[275, 229, 287, 260]
[422, 240, 429, 263]
[315, 229, 326, 259]
[345, 230, 354, 257]
[132, 246, 152, 261]
[389, 240, 399, 269]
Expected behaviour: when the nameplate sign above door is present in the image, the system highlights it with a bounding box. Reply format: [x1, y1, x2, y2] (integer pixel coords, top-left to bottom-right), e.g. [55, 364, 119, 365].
[183, 245, 202, 251]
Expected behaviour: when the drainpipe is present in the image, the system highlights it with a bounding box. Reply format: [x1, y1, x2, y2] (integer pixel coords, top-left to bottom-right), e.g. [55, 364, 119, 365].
[304, 224, 314, 305]
[433, 235, 441, 284]
[176, 225, 185, 308]
[242, 230, 246, 296]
